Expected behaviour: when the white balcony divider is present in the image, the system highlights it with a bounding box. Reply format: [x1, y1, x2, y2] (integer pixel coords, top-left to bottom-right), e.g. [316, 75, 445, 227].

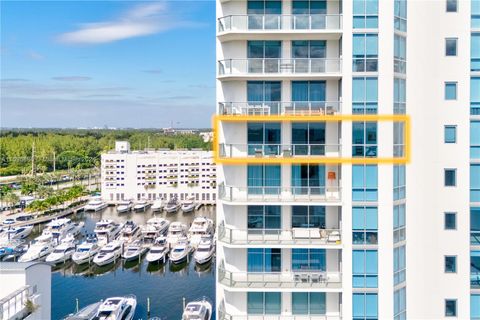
[218, 58, 342, 76]
[218, 222, 341, 245]
[219, 143, 341, 158]
[219, 101, 342, 116]
[218, 14, 342, 32]
[218, 183, 341, 203]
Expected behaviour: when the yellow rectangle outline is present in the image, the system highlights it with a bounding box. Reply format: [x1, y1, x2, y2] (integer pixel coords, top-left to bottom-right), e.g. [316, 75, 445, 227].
[212, 114, 411, 165]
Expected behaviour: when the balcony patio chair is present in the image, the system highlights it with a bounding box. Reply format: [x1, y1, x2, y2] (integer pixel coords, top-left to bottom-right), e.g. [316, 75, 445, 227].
[310, 273, 321, 283]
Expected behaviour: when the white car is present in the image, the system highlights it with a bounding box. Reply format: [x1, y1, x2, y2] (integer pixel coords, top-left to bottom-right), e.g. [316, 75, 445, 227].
[2, 219, 15, 226]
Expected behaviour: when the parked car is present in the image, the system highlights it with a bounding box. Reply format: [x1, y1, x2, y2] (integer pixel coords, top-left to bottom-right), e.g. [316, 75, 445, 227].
[15, 215, 34, 222]
[2, 218, 16, 225]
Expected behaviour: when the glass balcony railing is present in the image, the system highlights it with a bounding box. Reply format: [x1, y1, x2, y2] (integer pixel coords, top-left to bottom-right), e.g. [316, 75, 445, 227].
[218, 222, 341, 245]
[219, 143, 341, 159]
[218, 184, 341, 203]
[218, 267, 342, 289]
[218, 14, 342, 32]
[218, 309, 342, 320]
[219, 101, 341, 116]
[218, 58, 342, 76]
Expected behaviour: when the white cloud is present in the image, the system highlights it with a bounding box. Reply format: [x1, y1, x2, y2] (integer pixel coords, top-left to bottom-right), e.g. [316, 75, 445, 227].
[52, 76, 92, 81]
[57, 2, 185, 45]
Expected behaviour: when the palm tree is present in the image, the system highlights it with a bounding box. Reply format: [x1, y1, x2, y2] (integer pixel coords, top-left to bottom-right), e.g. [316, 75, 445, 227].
[4, 192, 19, 210]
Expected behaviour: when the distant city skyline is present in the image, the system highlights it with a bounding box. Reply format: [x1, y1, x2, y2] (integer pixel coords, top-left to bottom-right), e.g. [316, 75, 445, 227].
[0, 1, 215, 128]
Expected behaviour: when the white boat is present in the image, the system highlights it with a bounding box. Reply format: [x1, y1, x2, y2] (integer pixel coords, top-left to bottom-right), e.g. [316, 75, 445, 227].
[92, 241, 123, 267]
[151, 199, 164, 212]
[116, 200, 134, 213]
[93, 295, 137, 320]
[63, 301, 102, 320]
[94, 220, 123, 246]
[118, 220, 140, 244]
[0, 239, 27, 262]
[133, 199, 150, 212]
[141, 217, 170, 245]
[122, 239, 147, 262]
[182, 299, 212, 320]
[19, 236, 55, 262]
[164, 197, 181, 213]
[72, 236, 100, 265]
[181, 197, 196, 213]
[188, 217, 214, 248]
[0, 225, 33, 240]
[84, 196, 108, 212]
[169, 237, 191, 264]
[145, 236, 169, 264]
[41, 218, 84, 243]
[166, 222, 188, 247]
[193, 236, 215, 265]
[45, 237, 76, 264]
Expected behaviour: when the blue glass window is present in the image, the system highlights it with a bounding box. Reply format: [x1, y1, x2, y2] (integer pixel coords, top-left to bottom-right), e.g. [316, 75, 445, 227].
[444, 126, 457, 143]
[472, 208, 480, 245]
[353, 250, 378, 288]
[352, 122, 377, 157]
[247, 292, 281, 314]
[353, 77, 378, 114]
[292, 0, 327, 29]
[445, 256, 457, 273]
[473, 0, 480, 29]
[353, 0, 378, 29]
[292, 122, 326, 155]
[393, 165, 406, 200]
[248, 122, 281, 155]
[292, 40, 326, 58]
[445, 300, 457, 317]
[353, 34, 378, 72]
[394, 245, 406, 285]
[292, 292, 326, 315]
[248, 248, 281, 272]
[247, 164, 281, 194]
[444, 212, 457, 230]
[247, 41, 281, 73]
[394, 78, 406, 114]
[394, 287, 407, 320]
[394, 34, 407, 73]
[394, 0, 407, 31]
[472, 165, 480, 202]
[292, 164, 326, 195]
[472, 294, 480, 319]
[291, 81, 327, 114]
[446, 0, 458, 12]
[292, 248, 326, 271]
[445, 38, 458, 56]
[472, 251, 480, 288]
[248, 206, 281, 229]
[353, 206, 378, 244]
[471, 121, 480, 158]
[445, 82, 457, 100]
[247, 81, 281, 115]
[394, 204, 406, 243]
[352, 165, 378, 201]
[444, 169, 456, 187]
[472, 34, 480, 72]
[472, 78, 480, 115]
[292, 206, 326, 228]
[353, 293, 378, 320]
[247, 0, 282, 29]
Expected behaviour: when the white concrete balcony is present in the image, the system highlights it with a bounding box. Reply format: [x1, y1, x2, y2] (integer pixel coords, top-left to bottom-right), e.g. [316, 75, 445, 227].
[218, 14, 342, 41]
[219, 268, 342, 291]
[0, 286, 35, 320]
[218, 184, 341, 205]
[218, 58, 342, 80]
[219, 101, 341, 116]
[218, 223, 341, 247]
[219, 143, 341, 159]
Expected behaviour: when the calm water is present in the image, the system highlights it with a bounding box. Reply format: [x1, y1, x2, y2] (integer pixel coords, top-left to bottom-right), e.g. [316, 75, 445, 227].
[49, 206, 216, 320]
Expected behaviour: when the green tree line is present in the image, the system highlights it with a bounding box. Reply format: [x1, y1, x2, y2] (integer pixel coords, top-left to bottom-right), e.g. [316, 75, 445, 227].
[0, 129, 211, 176]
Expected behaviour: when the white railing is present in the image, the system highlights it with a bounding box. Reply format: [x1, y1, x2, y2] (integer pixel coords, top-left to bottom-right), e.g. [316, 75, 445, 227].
[219, 101, 341, 116]
[0, 286, 30, 320]
[219, 313, 342, 320]
[218, 223, 341, 245]
[218, 14, 342, 32]
[218, 58, 342, 76]
[219, 144, 341, 158]
[218, 184, 341, 203]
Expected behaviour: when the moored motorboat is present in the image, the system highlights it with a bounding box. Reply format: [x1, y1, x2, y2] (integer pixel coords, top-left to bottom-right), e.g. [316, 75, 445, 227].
[72, 235, 100, 265]
[133, 199, 150, 212]
[116, 200, 134, 213]
[182, 298, 212, 320]
[122, 239, 147, 262]
[0, 239, 27, 262]
[118, 220, 140, 244]
[62, 301, 102, 320]
[92, 241, 123, 267]
[18, 236, 55, 262]
[188, 217, 214, 248]
[145, 236, 169, 264]
[45, 237, 76, 264]
[94, 220, 123, 246]
[181, 197, 196, 213]
[93, 295, 137, 320]
[0, 225, 33, 240]
[141, 217, 170, 245]
[169, 237, 191, 264]
[193, 236, 215, 265]
[84, 196, 108, 212]
[151, 199, 164, 212]
[164, 197, 181, 213]
[166, 222, 188, 247]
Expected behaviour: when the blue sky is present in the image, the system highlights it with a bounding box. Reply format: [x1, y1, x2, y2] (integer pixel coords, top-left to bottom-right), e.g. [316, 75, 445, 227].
[0, 1, 216, 128]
